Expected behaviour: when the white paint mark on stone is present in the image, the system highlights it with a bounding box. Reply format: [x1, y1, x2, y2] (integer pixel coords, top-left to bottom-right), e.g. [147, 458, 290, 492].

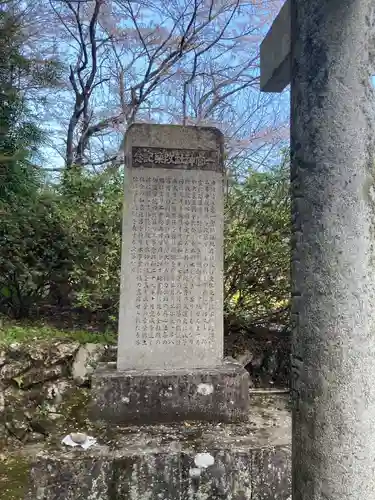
[197, 383, 214, 396]
[189, 467, 202, 479]
[194, 452, 215, 469]
[160, 389, 173, 398]
[62, 433, 97, 450]
[368, 185, 375, 205]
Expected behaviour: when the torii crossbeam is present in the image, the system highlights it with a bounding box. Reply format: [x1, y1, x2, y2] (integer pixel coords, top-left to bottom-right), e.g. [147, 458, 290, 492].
[260, 0, 290, 92]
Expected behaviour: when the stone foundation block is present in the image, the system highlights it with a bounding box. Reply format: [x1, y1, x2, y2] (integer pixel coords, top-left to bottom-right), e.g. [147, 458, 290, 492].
[27, 447, 290, 500]
[90, 361, 250, 424]
[26, 397, 291, 499]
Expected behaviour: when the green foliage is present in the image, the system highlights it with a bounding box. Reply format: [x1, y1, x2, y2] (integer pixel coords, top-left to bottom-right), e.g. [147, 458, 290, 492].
[0, 4, 70, 318]
[0, 3, 62, 205]
[224, 157, 290, 329]
[57, 169, 123, 312]
[0, 168, 123, 318]
[0, 190, 73, 317]
[0, 146, 290, 333]
[0, 320, 116, 346]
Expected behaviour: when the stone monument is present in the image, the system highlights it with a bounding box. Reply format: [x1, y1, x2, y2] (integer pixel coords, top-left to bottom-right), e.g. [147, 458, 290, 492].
[25, 125, 290, 500]
[91, 123, 250, 424]
[261, 1, 375, 499]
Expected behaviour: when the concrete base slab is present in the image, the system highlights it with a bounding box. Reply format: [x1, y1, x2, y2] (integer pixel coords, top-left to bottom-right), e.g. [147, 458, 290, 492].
[26, 395, 291, 500]
[90, 361, 250, 424]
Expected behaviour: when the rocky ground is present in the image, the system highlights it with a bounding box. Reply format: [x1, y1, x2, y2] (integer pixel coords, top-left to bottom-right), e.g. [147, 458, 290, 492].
[1, 393, 291, 500]
[0, 335, 290, 498]
[0, 335, 290, 445]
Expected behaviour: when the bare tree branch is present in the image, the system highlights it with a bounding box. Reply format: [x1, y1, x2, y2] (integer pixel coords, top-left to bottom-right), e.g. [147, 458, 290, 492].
[48, 0, 286, 171]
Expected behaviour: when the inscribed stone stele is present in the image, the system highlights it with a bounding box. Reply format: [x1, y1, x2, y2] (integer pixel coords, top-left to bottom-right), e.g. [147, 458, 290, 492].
[117, 124, 225, 371]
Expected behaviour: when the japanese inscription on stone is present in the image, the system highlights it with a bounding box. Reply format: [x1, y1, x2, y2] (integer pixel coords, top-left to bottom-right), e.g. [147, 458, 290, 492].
[132, 147, 220, 171]
[118, 125, 224, 371]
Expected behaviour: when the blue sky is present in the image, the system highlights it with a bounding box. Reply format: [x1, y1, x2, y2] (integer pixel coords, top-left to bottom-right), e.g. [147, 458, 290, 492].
[38, 0, 290, 177]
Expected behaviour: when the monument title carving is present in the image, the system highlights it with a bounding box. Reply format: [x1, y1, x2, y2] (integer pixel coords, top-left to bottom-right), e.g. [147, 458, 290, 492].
[132, 146, 222, 171]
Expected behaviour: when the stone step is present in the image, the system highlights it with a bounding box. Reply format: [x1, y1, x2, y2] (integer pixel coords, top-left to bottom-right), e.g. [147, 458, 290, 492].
[25, 395, 291, 500]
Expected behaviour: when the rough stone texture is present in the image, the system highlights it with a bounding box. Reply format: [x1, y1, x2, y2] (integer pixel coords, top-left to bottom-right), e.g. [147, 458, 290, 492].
[27, 456, 112, 500]
[22, 365, 66, 389]
[0, 341, 96, 445]
[260, 0, 291, 92]
[72, 343, 106, 386]
[91, 361, 250, 424]
[0, 339, 288, 445]
[0, 361, 32, 381]
[0, 348, 6, 368]
[26, 394, 291, 500]
[118, 123, 225, 371]
[27, 449, 290, 500]
[290, 0, 375, 498]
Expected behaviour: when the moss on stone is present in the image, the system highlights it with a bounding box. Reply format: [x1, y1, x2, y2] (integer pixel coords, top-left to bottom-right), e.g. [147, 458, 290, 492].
[0, 320, 116, 347]
[0, 455, 30, 500]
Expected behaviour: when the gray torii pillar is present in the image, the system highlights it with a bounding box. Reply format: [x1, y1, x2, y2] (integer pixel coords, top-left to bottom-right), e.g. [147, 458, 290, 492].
[261, 1, 375, 499]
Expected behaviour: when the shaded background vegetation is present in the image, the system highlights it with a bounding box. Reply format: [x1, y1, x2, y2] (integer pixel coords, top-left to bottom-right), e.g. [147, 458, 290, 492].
[1, 160, 290, 336]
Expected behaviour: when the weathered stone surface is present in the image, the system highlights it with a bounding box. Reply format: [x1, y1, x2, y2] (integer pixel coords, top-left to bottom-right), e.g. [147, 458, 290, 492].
[260, 0, 291, 92]
[0, 361, 32, 382]
[0, 385, 4, 413]
[91, 361, 250, 424]
[26, 345, 48, 363]
[0, 349, 6, 368]
[7, 342, 24, 359]
[1, 388, 51, 443]
[0, 340, 80, 389]
[27, 456, 112, 499]
[0, 341, 102, 445]
[4, 416, 29, 441]
[44, 380, 73, 405]
[288, 1, 375, 499]
[4, 340, 79, 365]
[71, 343, 106, 386]
[27, 448, 290, 499]
[46, 341, 80, 365]
[22, 365, 66, 389]
[26, 394, 291, 500]
[252, 448, 291, 499]
[118, 123, 225, 371]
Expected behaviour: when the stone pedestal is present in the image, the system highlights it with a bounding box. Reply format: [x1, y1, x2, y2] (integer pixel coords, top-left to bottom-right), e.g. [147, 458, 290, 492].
[26, 395, 291, 500]
[27, 446, 290, 500]
[90, 361, 250, 424]
[90, 124, 250, 426]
